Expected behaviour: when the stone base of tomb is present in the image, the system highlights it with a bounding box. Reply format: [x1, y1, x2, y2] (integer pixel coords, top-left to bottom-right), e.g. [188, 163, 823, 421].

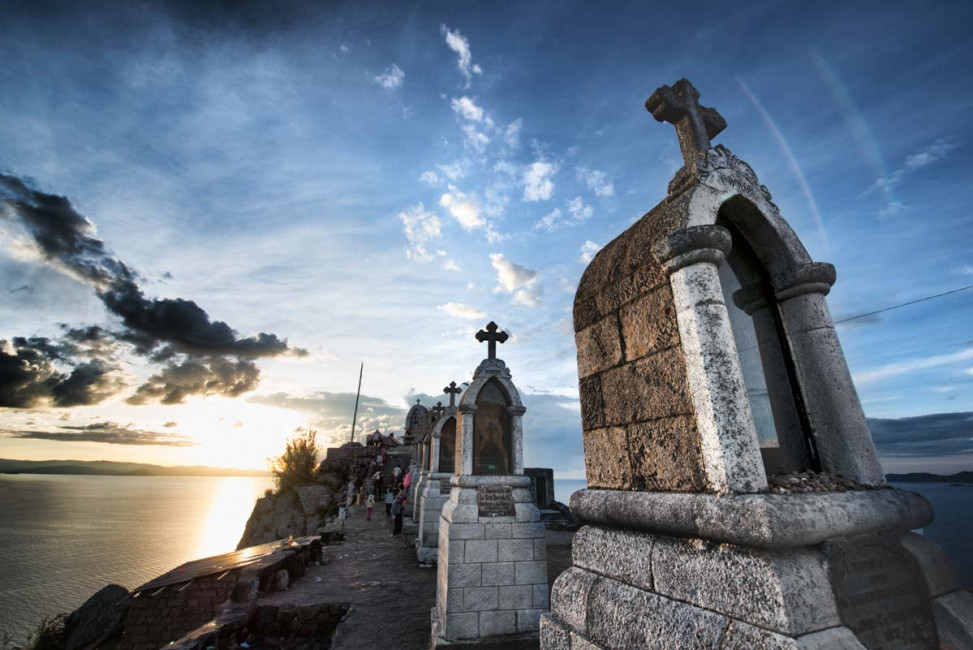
[433, 475, 549, 646]
[417, 471, 454, 564]
[541, 488, 973, 650]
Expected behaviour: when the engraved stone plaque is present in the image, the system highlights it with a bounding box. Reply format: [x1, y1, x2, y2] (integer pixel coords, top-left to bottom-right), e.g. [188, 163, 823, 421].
[477, 484, 515, 518]
[828, 534, 938, 650]
[440, 479, 452, 494]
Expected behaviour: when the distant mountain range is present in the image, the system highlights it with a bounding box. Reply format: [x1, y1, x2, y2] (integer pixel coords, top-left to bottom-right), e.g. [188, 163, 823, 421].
[885, 471, 973, 483]
[0, 458, 270, 477]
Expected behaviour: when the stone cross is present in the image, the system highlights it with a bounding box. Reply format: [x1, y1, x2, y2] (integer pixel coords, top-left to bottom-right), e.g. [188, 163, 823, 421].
[443, 381, 462, 407]
[475, 321, 508, 360]
[645, 78, 726, 166]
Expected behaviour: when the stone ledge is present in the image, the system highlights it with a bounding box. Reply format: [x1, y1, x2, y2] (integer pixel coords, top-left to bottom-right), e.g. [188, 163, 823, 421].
[570, 488, 932, 549]
[452, 475, 533, 488]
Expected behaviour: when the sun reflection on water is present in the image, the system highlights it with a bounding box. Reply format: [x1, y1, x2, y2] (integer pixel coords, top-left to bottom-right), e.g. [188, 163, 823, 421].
[194, 477, 273, 559]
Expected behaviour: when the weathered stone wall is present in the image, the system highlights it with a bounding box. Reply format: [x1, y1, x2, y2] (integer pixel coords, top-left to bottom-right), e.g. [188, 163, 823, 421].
[574, 197, 707, 493]
[120, 574, 236, 650]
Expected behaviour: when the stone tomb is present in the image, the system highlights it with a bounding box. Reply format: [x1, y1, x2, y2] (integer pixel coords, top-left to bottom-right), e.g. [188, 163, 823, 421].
[417, 384, 463, 563]
[541, 79, 973, 649]
[432, 322, 548, 647]
[405, 398, 432, 520]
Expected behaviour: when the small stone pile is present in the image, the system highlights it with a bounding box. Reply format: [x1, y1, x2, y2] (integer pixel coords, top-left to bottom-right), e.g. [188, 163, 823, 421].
[767, 470, 878, 494]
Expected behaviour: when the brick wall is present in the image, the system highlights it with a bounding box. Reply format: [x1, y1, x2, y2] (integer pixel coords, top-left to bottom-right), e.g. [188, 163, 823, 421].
[573, 199, 707, 492]
[120, 574, 237, 650]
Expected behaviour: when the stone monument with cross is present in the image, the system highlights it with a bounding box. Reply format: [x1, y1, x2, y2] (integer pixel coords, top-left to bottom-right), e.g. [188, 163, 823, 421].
[431, 322, 548, 647]
[541, 79, 973, 649]
[414, 401, 448, 526]
[417, 383, 465, 564]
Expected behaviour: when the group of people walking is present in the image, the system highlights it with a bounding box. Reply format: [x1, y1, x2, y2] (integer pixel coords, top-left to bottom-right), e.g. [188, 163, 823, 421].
[337, 465, 412, 538]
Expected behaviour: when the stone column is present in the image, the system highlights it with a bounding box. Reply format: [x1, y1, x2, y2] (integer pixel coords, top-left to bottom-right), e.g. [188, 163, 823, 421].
[775, 264, 885, 485]
[654, 225, 767, 494]
[457, 403, 476, 475]
[508, 405, 526, 475]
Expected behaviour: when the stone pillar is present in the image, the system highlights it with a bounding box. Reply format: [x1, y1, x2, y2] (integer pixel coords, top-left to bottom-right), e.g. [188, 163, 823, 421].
[775, 264, 885, 486]
[654, 225, 767, 494]
[508, 405, 526, 475]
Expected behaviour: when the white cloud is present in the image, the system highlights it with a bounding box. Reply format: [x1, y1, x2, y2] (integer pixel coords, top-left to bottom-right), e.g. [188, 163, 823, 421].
[905, 140, 959, 170]
[522, 160, 557, 202]
[576, 167, 615, 197]
[461, 124, 490, 153]
[533, 197, 592, 232]
[451, 96, 484, 122]
[439, 186, 485, 231]
[579, 240, 602, 263]
[490, 253, 541, 307]
[504, 119, 522, 149]
[398, 203, 442, 262]
[438, 162, 465, 180]
[373, 63, 405, 90]
[567, 196, 593, 222]
[439, 302, 485, 320]
[865, 139, 959, 202]
[954, 264, 973, 275]
[534, 208, 563, 232]
[420, 171, 441, 186]
[854, 348, 973, 386]
[442, 259, 461, 272]
[441, 25, 482, 88]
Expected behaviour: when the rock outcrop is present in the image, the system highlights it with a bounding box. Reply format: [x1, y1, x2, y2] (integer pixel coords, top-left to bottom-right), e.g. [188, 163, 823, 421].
[63, 583, 130, 650]
[237, 485, 334, 549]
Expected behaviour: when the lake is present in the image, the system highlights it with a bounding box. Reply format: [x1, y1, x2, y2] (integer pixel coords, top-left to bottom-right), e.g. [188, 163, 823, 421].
[0, 475, 968, 643]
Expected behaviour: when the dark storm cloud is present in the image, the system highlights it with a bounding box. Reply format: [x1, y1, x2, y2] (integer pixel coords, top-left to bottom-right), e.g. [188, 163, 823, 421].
[2, 421, 196, 446]
[0, 338, 122, 408]
[0, 173, 303, 360]
[0, 173, 306, 406]
[868, 412, 973, 457]
[127, 358, 261, 405]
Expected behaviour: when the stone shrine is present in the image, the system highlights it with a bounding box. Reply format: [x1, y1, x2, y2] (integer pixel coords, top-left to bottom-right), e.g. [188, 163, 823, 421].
[405, 398, 433, 515]
[541, 79, 973, 649]
[417, 384, 464, 564]
[432, 322, 549, 647]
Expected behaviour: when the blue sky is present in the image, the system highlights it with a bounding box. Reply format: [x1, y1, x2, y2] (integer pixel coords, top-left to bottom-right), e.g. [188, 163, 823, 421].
[0, 0, 971, 476]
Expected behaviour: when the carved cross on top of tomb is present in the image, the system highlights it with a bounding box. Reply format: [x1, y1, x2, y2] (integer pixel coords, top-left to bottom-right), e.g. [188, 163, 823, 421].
[645, 78, 726, 167]
[444, 381, 462, 407]
[475, 321, 508, 360]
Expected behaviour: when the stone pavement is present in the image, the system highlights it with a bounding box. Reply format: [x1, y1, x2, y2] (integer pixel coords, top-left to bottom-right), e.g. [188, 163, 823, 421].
[257, 504, 574, 650]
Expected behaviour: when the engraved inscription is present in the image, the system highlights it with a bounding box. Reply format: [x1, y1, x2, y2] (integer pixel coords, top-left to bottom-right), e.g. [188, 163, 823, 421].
[477, 484, 515, 518]
[440, 479, 452, 494]
[829, 534, 938, 650]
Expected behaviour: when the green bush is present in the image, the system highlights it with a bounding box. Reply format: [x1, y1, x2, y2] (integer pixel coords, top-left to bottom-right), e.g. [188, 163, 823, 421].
[269, 428, 321, 494]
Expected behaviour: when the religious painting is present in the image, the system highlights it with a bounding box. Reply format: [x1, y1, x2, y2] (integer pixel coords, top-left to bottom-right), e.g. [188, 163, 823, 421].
[439, 417, 456, 474]
[473, 379, 512, 474]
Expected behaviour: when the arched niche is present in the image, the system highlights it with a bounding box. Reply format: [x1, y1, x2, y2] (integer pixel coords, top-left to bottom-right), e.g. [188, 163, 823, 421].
[473, 378, 512, 474]
[714, 197, 816, 475]
[439, 416, 456, 474]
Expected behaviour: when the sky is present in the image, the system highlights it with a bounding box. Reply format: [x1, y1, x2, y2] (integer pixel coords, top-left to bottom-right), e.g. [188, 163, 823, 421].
[0, 0, 971, 477]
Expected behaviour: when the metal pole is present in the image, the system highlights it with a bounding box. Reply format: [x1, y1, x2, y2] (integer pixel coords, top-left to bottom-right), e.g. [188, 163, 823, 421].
[350, 362, 363, 444]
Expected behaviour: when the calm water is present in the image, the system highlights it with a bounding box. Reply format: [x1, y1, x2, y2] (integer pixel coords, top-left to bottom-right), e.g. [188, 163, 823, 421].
[0, 474, 273, 643]
[0, 476, 968, 643]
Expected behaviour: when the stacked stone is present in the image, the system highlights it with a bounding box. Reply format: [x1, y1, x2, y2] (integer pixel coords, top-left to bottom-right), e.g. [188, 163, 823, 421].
[436, 477, 549, 639]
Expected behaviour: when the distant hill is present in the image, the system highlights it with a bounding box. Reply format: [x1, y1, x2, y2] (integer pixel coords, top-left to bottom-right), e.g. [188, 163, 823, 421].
[0, 458, 270, 478]
[886, 471, 973, 483]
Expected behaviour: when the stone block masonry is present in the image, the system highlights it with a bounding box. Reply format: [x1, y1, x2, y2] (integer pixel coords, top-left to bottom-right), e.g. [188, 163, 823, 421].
[435, 478, 549, 644]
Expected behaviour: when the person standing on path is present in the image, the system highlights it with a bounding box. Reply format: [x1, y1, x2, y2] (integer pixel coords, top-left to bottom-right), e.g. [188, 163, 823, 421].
[390, 492, 406, 536]
[365, 493, 376, 521]
[385, 488, 394, 518]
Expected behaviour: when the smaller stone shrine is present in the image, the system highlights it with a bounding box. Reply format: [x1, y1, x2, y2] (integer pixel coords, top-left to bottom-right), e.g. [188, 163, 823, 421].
[405, 398, 433, 517]
[417, 385, 464, 563]
[414, 401, 444, 525]
[432, 322, 548, 647]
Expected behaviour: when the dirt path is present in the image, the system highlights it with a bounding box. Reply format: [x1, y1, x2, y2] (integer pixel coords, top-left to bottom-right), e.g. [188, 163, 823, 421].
[261, 506, 436, 650]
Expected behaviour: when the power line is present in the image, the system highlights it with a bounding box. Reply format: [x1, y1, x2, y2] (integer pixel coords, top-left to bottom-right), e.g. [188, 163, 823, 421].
[835, 284, 973, 324]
